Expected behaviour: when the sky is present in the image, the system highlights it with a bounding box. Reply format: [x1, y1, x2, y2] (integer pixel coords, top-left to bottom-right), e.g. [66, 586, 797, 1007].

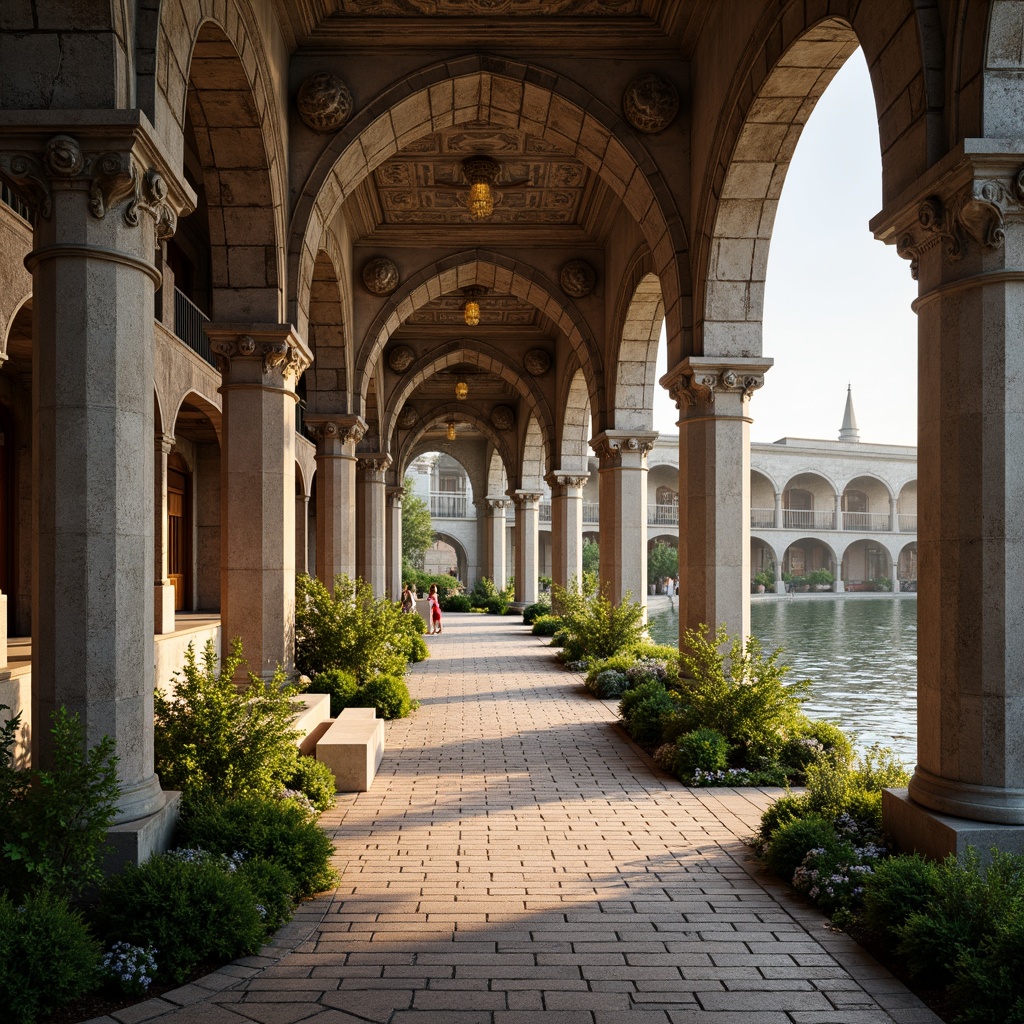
[653, 50, 919, 447]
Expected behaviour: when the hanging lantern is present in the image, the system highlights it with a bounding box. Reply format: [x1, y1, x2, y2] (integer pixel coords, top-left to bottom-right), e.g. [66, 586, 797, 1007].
[462, 155, 501, 220]
[462, 285, 485, 327]
[446, 421, 456, 442]
[455, 378, 469, 400]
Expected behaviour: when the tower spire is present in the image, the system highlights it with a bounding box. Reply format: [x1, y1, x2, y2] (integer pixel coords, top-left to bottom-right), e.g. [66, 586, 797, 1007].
[839, 384, 860, 442]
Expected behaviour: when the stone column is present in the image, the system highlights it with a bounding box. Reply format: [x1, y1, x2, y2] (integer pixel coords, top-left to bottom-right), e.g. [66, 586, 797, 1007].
[356, 454, 390, 597]
[386, 485, 403, 600]
[0, 125, 192, 845]
[889, 496, 899, 532]
[296, 493, 309, 576]
[663, 360, 771, 644]
[154, 432, 177, 634]
[774, 491, 783, 530]
[775, 561, 786, 593]
[306, 415, 364, 592]
[835, 493, 844, 531]
[208, 325, 311, 680]
[478, 498, 509, 589]
[892, 560, 901, 594]
[548, 471, 588, 594]
[873, 147, 1024, 844]
[511, 491, 541, 606]
[590, 431, 659, 613]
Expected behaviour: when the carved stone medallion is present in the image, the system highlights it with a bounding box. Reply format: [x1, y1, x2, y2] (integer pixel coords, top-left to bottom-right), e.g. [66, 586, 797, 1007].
[387, 345, 415, 373]
[297, 73, 354, 133]
[523, 349, 551, 376]
[623, 73, 679, 134]
[362, 257, 400, 296]
[491, 405, 514, 431]
[560, 259, 596, 298]
[397, 406, 418, 429]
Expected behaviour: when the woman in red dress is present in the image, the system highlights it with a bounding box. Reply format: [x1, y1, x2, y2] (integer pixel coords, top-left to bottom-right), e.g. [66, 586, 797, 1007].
[427, 583, 443, 634]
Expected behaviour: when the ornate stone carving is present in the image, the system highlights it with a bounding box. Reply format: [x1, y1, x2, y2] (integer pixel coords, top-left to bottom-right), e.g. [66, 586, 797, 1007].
[397, 406, 418, 429]
[623, 73, 679, 134]
[210, 333, 311, 383]
[307, 416, 366, 445]
[512, 491, 543, 507]
[591, 432, 657, 467]
[491, 405, 514, 430]
[297, 73, 354, 133]
[387, 345, 415, 373]
[560, 259, 596, 298]
[555, 474, 588, 489]
[523, 348, 551, 376]
[668, 367, 766, 408]
[362, 256, 400, 295]
[356, 454, 391, 482]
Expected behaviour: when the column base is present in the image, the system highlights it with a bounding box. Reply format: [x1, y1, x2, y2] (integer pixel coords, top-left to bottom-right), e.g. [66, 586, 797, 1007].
[154, 581, 176, 635]
[102, 790, 181, 874]
[883, 788, 1024, 864]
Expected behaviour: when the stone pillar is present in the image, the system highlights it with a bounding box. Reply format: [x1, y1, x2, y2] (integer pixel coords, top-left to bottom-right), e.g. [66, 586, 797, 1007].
[590, 431, 659, 613]
[296, 493, 309, 576]
[889, 496, 899, 532]
[306, 415, 364, 592]
[775, 560, 786, 593]
[386, 486, 403, 601]
[478, 498, 509, 589]
[873, 147, 1024, 844]
[0, 125, 192, 844]
[356, 454, 390, 597]
[835, 493, 844, 531]
[663, 360, 771, 644]
[892, 560, 901, 594]
[548, 471, 588, 594]
[208, 325, 311, 680]
[154, 432, 177, 634]
[155, 240, 175, 328]
[774, 491, 783, 530]
[511, 491, 541, 606]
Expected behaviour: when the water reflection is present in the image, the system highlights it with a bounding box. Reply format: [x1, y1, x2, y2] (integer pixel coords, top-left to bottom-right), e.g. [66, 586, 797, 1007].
[648, 596, 917, 765]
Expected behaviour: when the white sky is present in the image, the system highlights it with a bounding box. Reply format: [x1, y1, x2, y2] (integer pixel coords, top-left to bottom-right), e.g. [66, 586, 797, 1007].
[653, 50, 919, 447]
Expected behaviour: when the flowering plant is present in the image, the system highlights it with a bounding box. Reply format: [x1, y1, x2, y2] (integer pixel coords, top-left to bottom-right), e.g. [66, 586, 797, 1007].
[101, 941, 158, 995]
[792, 840, 887, 915]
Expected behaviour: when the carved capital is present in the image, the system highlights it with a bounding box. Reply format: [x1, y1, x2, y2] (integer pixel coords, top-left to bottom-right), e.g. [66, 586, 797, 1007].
[386, 485, 404, 507]
[356, 453, 391, 483]
[306, 414, 366, 447]
[661, 357, 771, 410]
[511, 490, 543, 508]
[206, 324, 312, 387]
[477, 497, 510, 514]
[589, 430, 658, 466]
[548, 470, 589, 492]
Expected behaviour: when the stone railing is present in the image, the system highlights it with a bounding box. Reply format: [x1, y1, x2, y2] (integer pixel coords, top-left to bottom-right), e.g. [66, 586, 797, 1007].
[430, 492, 469, 518]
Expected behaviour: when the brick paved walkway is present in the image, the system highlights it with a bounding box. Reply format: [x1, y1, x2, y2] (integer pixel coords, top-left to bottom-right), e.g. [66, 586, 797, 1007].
[98, 613, 942, 1024]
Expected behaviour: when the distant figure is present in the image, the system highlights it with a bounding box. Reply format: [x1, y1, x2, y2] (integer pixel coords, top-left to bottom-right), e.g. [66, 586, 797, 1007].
[427, 583, 443, 634]
[401, 583, 417, 614]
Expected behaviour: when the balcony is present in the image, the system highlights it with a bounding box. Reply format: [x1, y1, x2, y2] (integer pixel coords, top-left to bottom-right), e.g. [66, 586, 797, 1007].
[751, 507, 776, 529]
[1, 183, 33, 224]
[648, 503, 679, 527]
[539, 501, 551, 523]
[899, 513, 917, 532]
[783, 509, 836, 530]
[430, 492, 469, 518]
[843, 511, 891, 532]
[750, 506, 917, 535]
[583, 502, 599, 525]
[173, 287, 215, 367]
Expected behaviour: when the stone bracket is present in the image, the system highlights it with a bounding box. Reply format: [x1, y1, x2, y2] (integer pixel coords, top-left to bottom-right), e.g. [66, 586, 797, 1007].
[661, 356, 772, 411]
[305, 413, 367, 447]
[206, 323, 313, 386]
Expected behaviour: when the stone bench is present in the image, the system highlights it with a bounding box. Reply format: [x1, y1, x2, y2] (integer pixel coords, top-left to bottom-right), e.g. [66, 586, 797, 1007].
[315, 707, 385, 792]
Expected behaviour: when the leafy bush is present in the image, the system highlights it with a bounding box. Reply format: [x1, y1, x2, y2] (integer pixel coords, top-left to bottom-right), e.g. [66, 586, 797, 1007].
[674, 727, 730, 776]
[100, 941, 159, 996]
[586, 653, 643, 683]
[806, 568, 835, 587]
[356, 675, 415, 719]
[860, 854, 939, 950]
[442, 593, 473, 612]
[286, 755, 336, 813]
[626, 659, 672, 688]
[765, 814, 838, 882]
[312, 667, 360, 717]
[522, 600, 551, 625]
[1, 706, 120, 901]
[177, 796, 337, 899]
[471, 575, 514, 614]
[393, 610, 429, 663]
[97, 852, 265, 983]
[295, 573, 414, 681]
[951, 895, 1024, 1023]
[531, 614, 562, 637]
[154, 638, 301, 802]
[779, 719, 853, 780]
[618, 680, 677, 748]
[677, 624, 809, 764]
[553, 581, 646, 664]
[757, 793, 813, 844]
[792, 839, 885, 916]
[236, 857, 297, 932]
[0, 890, 101, 1023]
[590, 669, 629, 699]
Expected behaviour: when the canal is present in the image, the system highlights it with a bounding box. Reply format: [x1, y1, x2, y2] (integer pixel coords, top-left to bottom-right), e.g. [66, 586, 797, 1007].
[648, 595, 918, 766]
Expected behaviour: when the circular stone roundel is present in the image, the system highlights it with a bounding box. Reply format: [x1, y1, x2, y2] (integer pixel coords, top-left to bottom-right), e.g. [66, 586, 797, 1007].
[297, 73, 354, 133]
[362, 257, 400, 296]
[523, 349, 551, 376]
[397, 406, 418, 429]
[622, 73, 679, 134]
[560, 259, 596, 298]
[491, 405, 514, 431]
[387, 345, 415, 374]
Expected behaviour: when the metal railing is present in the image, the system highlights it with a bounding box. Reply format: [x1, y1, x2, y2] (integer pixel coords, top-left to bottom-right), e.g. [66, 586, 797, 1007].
[899, 513, 918, 532]
[751, 507, 776, 529]
[539, 501, 552, 522]
[843, 511, 891, 532]
[648, 503, 679, 526]
[430, 492, 469, 518]
[295, 398, 306, 436]
[583, 502, 599, 524]
[1, 183, 33, 224]
[173, 288, 215, 367]
[783, 508, 836, 530]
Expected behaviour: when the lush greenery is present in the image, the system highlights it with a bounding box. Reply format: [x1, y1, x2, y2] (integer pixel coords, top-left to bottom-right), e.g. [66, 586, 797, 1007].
[403, 567, 463, 600]
[551, 580, 647, 664]
[470, 575, 516, 614]
[442, 592, 473, 612]
[294, 574, 425, 718]
[581, 539, 600, 575]
[647, 541, 678, 586]
[400, 477, 434, 569]
[522, 599, 551, 625]
[531, 614, 562, 637]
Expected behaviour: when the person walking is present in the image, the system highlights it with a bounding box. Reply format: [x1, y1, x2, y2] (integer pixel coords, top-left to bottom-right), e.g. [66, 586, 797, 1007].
[427, 583, 443, 634]
[401, 582, 417, 614]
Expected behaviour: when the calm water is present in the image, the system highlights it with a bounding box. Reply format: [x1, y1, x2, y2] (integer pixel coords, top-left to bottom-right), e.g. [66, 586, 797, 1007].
[649, 596, 918, 766]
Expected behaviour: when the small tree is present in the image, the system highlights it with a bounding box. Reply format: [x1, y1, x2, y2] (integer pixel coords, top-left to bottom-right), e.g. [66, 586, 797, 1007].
[401, 478, 434, 570]
[648, 541, 678, 584]
[581, 539, 600, 575]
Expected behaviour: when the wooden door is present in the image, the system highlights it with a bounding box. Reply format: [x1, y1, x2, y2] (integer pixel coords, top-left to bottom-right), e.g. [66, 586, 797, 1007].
[167, 464, 190, 611]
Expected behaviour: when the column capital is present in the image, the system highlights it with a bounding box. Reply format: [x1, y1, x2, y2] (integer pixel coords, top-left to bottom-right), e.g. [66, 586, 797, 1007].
[305, 413, 366, 448]
[206, 323, 312, 388]
[476, 497, 510, 513]
[0, 111, 195, 235]
[871, 142, 1024, 279]
[589, 429, 659, 467]
[386, 485, 404, 508]
[661, 357, 772, 411]
[511, 490, 543, 508]
[356, 453, 392, 483]
[547, 469, 589, 491]
[156, 431, 175, 456]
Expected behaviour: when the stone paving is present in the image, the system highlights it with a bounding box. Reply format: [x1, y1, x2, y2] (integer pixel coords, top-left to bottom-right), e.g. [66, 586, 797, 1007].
[90, 614, 943, 1024]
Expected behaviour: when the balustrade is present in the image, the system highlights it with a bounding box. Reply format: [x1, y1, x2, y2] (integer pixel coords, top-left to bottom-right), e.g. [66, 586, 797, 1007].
[648, 503, 679, 526]
[430, 492, 469, 518]
[843, 510, 891, 532]
[751, 507, 776, 529]
[173, 287, 214, 366]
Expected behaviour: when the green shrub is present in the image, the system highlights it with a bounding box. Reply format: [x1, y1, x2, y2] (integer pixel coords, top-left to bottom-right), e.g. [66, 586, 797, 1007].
[177, 796, 337, 898]
[312, 667, 360, 717]
[0, 890, 101, 1023]
[791, 840, 880, 916]
[765, 814, 838, 882]
[471, 575, 515, 614]
[236, 857, 297, 932]
[295, 573, 413, 681]
[355, 674, 415, 719]
[860, 854, 939, 949]
[98, 851, 265, 983]
[757, 793, 813, 844]
[442, 593, 472, 612]
[951, 899, 1024, 1023]
[286, 755, 336, 813]
[155, 638, 301, 802]
[393, 610, 429, 663]
[531, 614, 562, 637]
[590, 669, 629, 699]
[619, 681, 677, 748]
[677, 624, 809, 764]
[553, 580, 646, 663]
[780, 719, 853, 780]
[522, 600, 551, 625]
[1, 706, 120, 902]
[586, 653, 641, 683]
[674, 727, 730, 776]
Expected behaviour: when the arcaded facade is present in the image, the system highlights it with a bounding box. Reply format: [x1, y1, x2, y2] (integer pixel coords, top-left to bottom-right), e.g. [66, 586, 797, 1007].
[0, 1, 1021, 860]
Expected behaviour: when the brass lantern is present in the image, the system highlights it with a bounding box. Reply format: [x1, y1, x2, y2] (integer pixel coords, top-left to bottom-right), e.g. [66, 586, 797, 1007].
[462, 285, 484, 327]
[462, 155, 501, 220]
[446, 421, 457, 442]
[455, 378, 469, 400]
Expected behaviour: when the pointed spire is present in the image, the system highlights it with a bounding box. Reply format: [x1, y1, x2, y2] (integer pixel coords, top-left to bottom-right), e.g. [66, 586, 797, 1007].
[839, 384, 860, 442]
